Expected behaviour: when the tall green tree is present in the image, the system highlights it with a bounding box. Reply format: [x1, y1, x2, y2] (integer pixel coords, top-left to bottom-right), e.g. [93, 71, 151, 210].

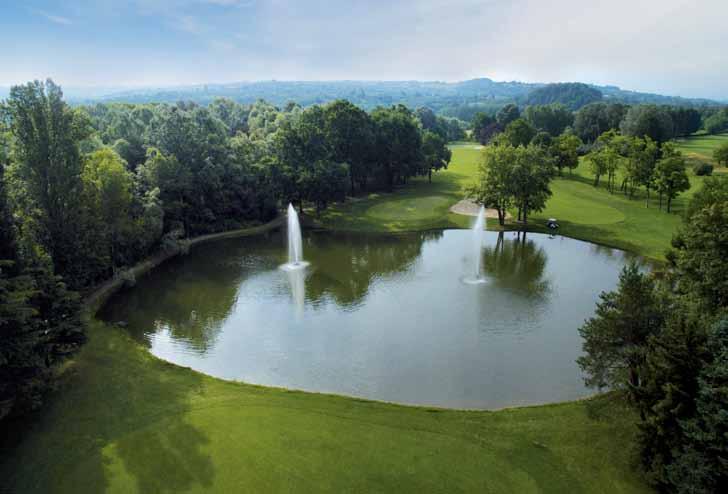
[551, 133, 581, 176]
[713, 142, 728, 167]
[655, 154, 690, 212]
[496, 103, 520, 127]
[467, 144, 516, 226]
[323, 100, 374, 192]
[421, 131, 451, 182]
[578, 263, 663, 402]
[503, 118, 536, 147]
[4, 79, 91, 284]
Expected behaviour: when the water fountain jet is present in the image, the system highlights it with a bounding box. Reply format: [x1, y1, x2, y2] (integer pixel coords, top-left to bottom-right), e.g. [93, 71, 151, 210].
[281, 203, 309, 271]
[463, 206, 487, 284]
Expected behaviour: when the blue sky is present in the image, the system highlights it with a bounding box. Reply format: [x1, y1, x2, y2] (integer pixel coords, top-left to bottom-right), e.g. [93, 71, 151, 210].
[1, 0, 727, 99]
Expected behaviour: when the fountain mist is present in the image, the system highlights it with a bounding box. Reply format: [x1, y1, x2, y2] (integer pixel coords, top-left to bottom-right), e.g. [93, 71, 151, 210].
[463, 206, 487, 284]
[282, 203, 307, 270]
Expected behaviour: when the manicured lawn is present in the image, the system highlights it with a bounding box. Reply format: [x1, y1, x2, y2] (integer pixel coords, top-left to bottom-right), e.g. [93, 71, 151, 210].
[0, 317, 651, 493]
[318, 142, 708, 260]
[674, 132, 728, 168]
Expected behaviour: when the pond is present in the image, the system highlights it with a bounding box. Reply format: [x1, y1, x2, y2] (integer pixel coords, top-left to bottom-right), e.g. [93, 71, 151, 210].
[99, 229, 634, 409]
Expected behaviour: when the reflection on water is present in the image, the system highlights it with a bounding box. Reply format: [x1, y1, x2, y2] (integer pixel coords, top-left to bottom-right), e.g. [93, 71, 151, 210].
[482, 232, 550, 298]
[285, 266, 306, 317]
[99, 229, 632, 409]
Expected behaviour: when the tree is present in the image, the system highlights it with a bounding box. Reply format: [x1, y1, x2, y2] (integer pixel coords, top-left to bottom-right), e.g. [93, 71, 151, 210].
[0, 163, 83, 421]
[620, 105, 675, 144]
[4, 79, 91, 284]
[503, 118, 536, 147]
[552, 133, 581, 176]
[703, 109, 728, 135]
[667, 107, 702, 137]
[578, 263, 663, 401]
[323, 100, 374, 192]
[524, 82, 602, 110]
[637, 305, 710, 489]
[667, 318, 728, 494]
[655, 154, 690, 212]
[509, 145, 553, 224]
[81, 148, 134, 271]
[421, 131, 451, 182]
[371, 105, 423, 192]
[496, 103, 520, 127]
[623, 136, 659, 202]
[471, 112, 498, 144]
[713, 142, 728, 167]
[573, 102, 628, 143]
[137, 147, 192, 233]
[299, 160, 349, 215]
[670, 177, 728, 310]
[467, 145, 516, 226]
[523, 104, 573, 136]
[586, 144, 619, 188]
[530, 131, 553, 149]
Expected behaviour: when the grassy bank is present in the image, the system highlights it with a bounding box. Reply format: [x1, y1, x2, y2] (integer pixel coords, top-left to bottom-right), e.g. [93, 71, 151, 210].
[1, 316, 651, 493]
[674, 132, 728, 167]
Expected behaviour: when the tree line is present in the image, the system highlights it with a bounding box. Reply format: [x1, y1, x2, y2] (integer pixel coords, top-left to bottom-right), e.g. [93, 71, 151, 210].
[578, 176, 728, 493]
[471, 100, 725, 150]
[0, 79, 452, 422]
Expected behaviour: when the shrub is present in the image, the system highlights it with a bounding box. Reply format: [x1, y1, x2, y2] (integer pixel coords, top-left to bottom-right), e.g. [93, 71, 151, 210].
[692, 162, 714, 176]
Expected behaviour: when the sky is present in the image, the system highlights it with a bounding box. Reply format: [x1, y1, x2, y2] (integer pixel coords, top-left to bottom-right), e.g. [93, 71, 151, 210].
[1, 0, 727, 100]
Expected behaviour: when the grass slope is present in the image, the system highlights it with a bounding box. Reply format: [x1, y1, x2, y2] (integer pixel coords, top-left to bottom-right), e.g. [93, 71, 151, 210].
[674, 132, 728, 167]
[1, 318, 650, 493]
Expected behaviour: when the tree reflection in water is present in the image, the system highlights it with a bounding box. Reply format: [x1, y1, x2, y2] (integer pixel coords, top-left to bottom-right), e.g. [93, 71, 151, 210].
[482, 231, 551, 299]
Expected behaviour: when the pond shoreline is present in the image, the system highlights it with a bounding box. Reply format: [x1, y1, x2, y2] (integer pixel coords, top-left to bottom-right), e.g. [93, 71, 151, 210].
[83, 215, 285, 316]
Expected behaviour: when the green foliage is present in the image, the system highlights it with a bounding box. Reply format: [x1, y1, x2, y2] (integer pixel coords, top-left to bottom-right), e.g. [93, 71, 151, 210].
[495, 103, 520, 127]
[502, 118, 536, 147]
[655, 154, 690, 212]
[551, 133, 581, 175]
[692, 161, 713, 176]
[637, 304, 709, 489]
[523, 104, 573, 136]
[471, 112, 500, 144]
[5, 79, 92, 285]
[523, 83, 602, 110]
[468, 144, 553, 225]
[713, 141, 728, 166]
[577, 263, 662, 401]
[620, 105, 675, 143]
[0, 163, 83, 421]
[421, 131, 451, 182]
[573, 102, 628, 143]
[703, 108, 728, 135]
[671, 177, 728, 309]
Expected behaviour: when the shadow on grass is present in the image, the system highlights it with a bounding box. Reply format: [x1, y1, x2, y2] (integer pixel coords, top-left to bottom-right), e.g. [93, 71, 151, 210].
[0, 319, 215, 493]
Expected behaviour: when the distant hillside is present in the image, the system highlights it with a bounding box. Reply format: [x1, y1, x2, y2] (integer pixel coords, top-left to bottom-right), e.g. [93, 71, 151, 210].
[523, 82, 603, 110]
[3, 78, 721, 117]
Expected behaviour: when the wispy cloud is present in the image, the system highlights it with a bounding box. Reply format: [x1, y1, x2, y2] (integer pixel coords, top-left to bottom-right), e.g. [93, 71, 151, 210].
[33, 9, 73, 25]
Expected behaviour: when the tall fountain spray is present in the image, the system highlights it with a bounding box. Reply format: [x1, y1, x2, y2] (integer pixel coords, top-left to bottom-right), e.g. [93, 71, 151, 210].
[463, 206, 487, 284]
[282, 203, 307, 270]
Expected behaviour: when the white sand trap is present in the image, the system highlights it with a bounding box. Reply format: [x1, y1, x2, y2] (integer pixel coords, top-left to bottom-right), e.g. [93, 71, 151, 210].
[450, 199, 512, 220]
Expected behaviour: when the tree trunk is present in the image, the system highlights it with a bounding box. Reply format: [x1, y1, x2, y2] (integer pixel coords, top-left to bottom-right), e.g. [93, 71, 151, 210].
[667, 196, 672, 213]
[428, 169, 432, 183]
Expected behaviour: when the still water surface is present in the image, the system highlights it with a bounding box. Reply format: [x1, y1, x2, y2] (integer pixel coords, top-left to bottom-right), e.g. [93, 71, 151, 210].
[100, 229, 632, 409]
